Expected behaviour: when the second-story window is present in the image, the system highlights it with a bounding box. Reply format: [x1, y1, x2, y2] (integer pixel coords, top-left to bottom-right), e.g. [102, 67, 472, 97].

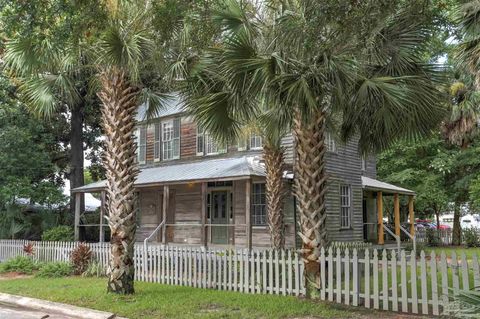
[249, 133, 263, 150]
[361, 155, 366, 171]
[162, 118, 180, 160]
[137, 126, 147, 164]
[326, 132, 337, 152]
[197, 126, 226, 156]
[238, 133, 263, 151]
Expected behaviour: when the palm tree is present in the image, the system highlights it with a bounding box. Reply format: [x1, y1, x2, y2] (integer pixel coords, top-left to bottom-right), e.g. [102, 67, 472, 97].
[5, 0, 163, 294]
[184, 0, 445, 295]
[447, 2, 480, 245]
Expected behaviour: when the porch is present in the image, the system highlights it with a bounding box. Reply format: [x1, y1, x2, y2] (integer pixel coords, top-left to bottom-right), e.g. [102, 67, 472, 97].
[362, 176, 416, 246]
[72, 156, 296, 249]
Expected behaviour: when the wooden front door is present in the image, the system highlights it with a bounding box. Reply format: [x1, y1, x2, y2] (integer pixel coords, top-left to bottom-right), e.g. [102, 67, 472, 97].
[211, 191, 229, 244]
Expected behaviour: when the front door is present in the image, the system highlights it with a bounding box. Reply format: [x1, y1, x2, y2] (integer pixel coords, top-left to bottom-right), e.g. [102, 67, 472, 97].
[211, 191, 229, 244]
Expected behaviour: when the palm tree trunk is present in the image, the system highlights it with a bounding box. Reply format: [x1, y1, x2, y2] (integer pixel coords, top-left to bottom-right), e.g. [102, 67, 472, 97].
[98, 67, 139, 294]
[264, 144, 285, 249]
[292, 110, 328, 298]
[452, 202, 462, 246]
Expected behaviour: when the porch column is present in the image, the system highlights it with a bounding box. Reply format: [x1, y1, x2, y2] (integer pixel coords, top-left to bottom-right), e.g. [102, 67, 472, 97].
[74, 192, 81, 241]
[408, 195, 415, 237]
[162, 185, 169, 244]
[201, 182, 207, 247]
[99, 191, 106, 243]
[245, 180, 252, 250]
[377, 191, 384, 245]
[394, 193, 400, 237]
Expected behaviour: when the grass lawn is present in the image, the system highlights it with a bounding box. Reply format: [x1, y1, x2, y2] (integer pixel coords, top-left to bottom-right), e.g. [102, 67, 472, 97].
[0, 276, 414, 319]
[424, 246, 480, 260]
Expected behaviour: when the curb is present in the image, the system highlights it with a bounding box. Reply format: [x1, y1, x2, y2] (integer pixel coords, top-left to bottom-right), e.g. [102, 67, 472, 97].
[0, 292, 126, 319]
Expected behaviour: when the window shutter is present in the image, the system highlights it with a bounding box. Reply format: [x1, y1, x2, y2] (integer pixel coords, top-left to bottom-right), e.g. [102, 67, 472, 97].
[154, 122, 161, 161]
[138, 126, 147, 164]
[173, 118, 180, 159]
[196, 126, 204, 155]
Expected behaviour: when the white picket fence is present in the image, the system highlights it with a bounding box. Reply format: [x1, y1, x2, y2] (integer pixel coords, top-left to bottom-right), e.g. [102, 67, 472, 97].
[1, 240, 479, 317]
[416, 228, 453, 245]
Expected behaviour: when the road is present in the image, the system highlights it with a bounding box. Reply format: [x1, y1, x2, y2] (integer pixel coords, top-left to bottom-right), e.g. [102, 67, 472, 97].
[0, 301, 73, 319]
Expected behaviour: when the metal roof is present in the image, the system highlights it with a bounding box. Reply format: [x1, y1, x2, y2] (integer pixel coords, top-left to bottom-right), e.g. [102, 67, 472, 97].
[135, 93, 185, 122]
[72, 156, 266, 193]
[361, 176, 415, 195]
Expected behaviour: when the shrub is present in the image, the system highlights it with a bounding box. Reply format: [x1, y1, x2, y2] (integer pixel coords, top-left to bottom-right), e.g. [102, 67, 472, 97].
[463, 228, 480, 248]
[82, 261, 106, 277]
[0, 256, 38, 274]
[41, 226, 74, 241]
[426, 229, 441, 247]
[70, 243, 92, 275]
[23, 243, 35, 256]
[36, 262, 73, 278]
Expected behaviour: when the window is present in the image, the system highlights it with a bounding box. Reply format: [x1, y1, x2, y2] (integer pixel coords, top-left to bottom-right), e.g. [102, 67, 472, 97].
[162, 118, 180, 160]
[237, 137, 247, 151]
[249, 133, 263, 150]
[137, 126, 147, 164]
[196, 126, 226, 156]
[326, 132, 336, 152]
[154, 122, 161, 161]
[252, 183, 267, 225]
[361, 155, 366, 171]
[340, 185, 351, 228]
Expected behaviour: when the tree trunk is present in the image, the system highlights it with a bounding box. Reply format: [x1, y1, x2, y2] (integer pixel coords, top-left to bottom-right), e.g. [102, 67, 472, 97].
[69, 101, 85, 239]
[452, 203, 462, 246]
[264, 144, 286, 249]
[292, 111, 328, 298]
[98, 67, 139, 294]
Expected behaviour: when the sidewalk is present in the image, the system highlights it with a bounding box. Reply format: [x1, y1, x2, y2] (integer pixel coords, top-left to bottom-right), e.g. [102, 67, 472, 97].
[0, 293, 126, 319]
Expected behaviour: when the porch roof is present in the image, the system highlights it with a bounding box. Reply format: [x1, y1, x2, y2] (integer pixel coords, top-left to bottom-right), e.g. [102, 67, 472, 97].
[72, 156, 266, 193]
[361, 176, 415, 196]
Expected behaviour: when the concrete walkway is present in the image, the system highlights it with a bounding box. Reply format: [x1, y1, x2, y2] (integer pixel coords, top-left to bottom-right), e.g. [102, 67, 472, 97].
[0, 293, 123, 319]
[0, 301, 72, 318]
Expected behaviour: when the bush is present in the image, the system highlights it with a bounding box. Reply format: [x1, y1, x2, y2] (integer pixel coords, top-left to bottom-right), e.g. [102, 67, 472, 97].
[41, 226, 74, 241]
[0, 256, 38, 274]
[36, 262, 73, 278]
[463, 228, 480, 248]
[426, 229, 441, 247]
[82, 261, 106, 277]
[70, 243, 92, 275]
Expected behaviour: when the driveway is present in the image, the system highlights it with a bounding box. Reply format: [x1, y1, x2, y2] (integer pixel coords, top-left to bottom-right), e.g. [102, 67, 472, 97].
[0, 301, 73, 319]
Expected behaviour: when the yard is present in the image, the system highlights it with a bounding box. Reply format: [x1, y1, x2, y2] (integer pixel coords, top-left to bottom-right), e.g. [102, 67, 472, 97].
[0, 276, 423, 319]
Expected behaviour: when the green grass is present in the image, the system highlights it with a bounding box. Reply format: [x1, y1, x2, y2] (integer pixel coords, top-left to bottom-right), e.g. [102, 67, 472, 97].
[0, 277, 390, 319]
[425, 246, 480, 260]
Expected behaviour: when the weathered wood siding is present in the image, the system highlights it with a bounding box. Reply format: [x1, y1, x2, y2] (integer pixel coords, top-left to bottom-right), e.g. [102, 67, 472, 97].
[135, 180, 297, 248]
[323, 136, 364, 242]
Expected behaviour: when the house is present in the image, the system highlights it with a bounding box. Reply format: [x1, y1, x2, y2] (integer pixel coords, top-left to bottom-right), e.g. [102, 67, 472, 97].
[72, 95, 416, 248]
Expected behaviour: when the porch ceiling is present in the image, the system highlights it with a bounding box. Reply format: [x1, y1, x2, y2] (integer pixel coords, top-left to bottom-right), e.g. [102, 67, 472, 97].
[72, 156, 266, 193]
[361, 176, 415, 196]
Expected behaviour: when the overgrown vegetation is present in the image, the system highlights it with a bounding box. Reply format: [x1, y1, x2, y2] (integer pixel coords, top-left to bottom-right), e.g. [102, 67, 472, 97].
[82, 261, 107, 278]
[41, 226, 74, 242]
[0, 256, 39, 274]
[463, 228, 480, 248]
[36, 262, 73, 278]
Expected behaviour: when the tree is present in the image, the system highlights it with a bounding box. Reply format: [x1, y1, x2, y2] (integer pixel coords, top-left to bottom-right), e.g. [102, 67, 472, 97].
[184, 0, 445, 295]
[378, 136, 449, 225]
[1, 0, 105, 224]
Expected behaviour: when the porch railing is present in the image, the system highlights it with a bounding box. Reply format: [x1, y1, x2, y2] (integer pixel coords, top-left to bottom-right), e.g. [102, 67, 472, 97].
[382, 224, 401, 254]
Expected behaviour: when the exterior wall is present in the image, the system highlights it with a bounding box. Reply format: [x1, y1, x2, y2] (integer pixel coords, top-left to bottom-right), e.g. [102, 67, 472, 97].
[135, 180, 297, 249]
[135, 107, 377, 245]
[324, 136, 365, 243]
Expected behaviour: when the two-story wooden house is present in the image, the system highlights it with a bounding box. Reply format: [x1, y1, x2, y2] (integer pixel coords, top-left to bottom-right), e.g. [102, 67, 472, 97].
[73, 95, 417, 248]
